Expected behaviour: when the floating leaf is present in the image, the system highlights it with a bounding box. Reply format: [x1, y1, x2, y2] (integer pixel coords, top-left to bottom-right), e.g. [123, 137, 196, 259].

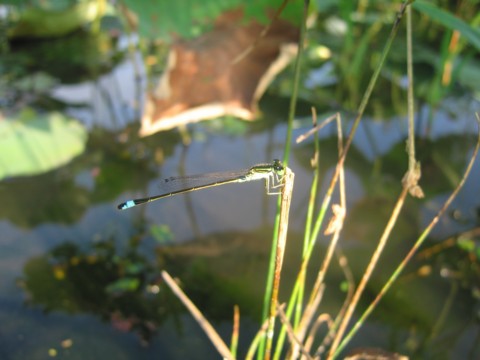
[0, 109, 87, 180]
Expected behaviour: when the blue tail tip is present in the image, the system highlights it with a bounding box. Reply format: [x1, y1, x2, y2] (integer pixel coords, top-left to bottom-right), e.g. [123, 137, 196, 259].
[118, 200, 135, 210]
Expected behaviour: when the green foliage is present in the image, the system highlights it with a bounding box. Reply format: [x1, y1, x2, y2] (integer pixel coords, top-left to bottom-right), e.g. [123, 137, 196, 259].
[413, 0, 480, 51]
[106, 277, 141, 293]
[2, 0, 77, 8]
[457, 237, 480, 260]
[7, 0, 104, 38]
[150, 224, 175, 244]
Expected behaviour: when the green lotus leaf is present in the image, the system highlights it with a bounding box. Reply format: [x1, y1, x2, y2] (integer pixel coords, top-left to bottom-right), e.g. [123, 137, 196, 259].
[0, 109, 87, 180]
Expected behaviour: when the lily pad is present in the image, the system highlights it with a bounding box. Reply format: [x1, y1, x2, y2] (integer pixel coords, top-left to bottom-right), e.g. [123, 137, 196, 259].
[0, 108, 87, 180]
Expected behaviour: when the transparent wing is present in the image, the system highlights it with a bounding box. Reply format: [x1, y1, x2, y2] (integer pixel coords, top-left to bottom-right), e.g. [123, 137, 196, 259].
[157, 169, 250, 193]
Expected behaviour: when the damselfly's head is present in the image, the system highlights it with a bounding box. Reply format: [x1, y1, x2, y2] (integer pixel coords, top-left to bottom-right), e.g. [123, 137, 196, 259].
[272, 159, 285, 174]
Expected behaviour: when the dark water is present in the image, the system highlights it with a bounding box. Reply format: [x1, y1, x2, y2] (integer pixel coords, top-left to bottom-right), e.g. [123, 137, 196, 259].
[1, 32, 480, 359]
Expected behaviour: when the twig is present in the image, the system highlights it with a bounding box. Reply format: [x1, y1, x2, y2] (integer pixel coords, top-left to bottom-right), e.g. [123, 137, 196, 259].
[402, 5, 424, 199]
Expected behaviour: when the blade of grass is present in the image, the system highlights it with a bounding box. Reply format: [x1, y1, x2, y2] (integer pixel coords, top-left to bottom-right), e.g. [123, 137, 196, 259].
[272, 112, 347, 359]
[328, 185, 410, 359]
[295, 108, 321, 330]
[282, 0, 309, 167]
[231, 305, 240, 358]
[290, 113, 347, 359]
[273, 112, 338, 360]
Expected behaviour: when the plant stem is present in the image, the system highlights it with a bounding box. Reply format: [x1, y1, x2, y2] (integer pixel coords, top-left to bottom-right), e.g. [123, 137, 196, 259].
[259, 1, 309, 358]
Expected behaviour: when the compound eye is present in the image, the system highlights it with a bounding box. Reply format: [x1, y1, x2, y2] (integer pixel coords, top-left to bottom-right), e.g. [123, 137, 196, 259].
[273, 159, 284, 172]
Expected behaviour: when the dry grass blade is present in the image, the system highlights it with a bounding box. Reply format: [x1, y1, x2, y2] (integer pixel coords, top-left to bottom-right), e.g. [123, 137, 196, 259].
[265, 166, 295, 359]
[304, 313, 333, 359]
[313, 251, 355, 359]
[289, 284, 325, 359]
[333, 113, 480, 356]
[295, 113, 339, 144]
[328, 186, 410, 359]
[326, 2, 416, 356]
[275, 303, 314, 360]
[402, 4, 424, 199]
[161, 271, 234, 360]
[231, 305, 240, 358]
[290, 113, 347, 359]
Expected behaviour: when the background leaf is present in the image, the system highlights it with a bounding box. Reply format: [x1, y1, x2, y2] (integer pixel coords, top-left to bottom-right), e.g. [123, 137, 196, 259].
[413, 0, 480, 51]
[122, 0, 302, 40]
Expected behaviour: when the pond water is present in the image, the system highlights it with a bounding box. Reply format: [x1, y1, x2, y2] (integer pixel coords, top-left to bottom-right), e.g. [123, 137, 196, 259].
[1, 31, 480, 360]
